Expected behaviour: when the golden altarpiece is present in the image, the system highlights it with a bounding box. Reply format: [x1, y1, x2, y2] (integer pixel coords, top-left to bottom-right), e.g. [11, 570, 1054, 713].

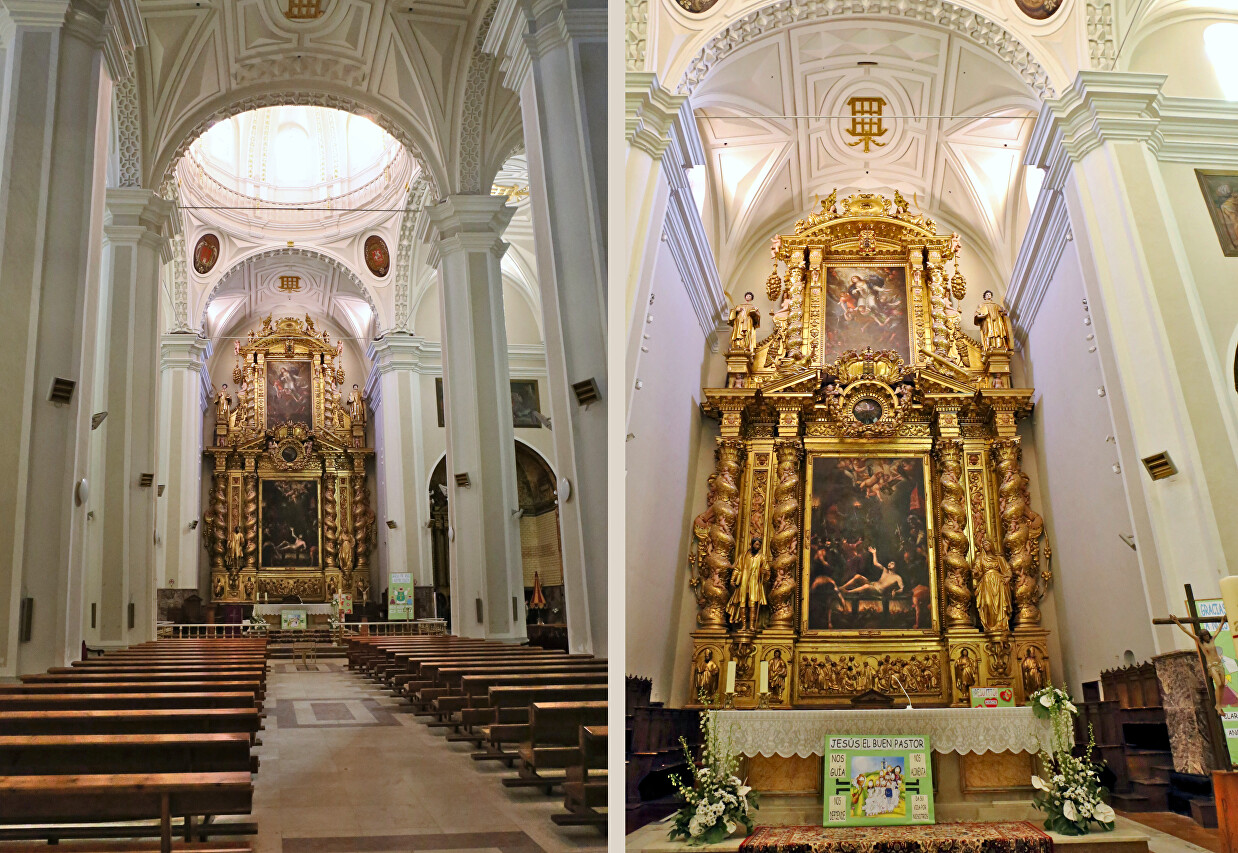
[205, 315, 374, 604]
[689, 192, 1052, 710]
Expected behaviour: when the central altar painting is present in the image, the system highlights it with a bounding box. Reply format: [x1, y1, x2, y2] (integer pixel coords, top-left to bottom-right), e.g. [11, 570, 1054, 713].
[689, 191, 1051, 709]
[205, 315, 374, 604]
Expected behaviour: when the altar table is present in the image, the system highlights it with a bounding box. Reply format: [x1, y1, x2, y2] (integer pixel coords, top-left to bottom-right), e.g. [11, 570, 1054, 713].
[713, 708, 1057, 757]
[253, 603, 336, 616]
[711, 708, 1062, 820]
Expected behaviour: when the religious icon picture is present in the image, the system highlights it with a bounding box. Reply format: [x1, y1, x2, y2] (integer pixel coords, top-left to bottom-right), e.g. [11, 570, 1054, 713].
[193, 233, 221, 274]
[825, 736, 934, 827]
[266, 359, 314, 427]
[260, 479, 320, 569]
[823, 266, 911, 363]
[1196, 170, 1238, 257]
[364, 234, 391, 277]
[803, 454, 935, 633]
[511, 380, 542, 428]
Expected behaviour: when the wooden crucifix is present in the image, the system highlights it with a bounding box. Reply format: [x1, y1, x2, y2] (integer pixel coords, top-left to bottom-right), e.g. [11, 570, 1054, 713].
[1152, 583, 1234, 771]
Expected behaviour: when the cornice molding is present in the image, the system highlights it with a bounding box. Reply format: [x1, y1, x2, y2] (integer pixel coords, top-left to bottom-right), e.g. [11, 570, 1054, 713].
[159, 333, 210, 374]
[364, 335, 548, 401]
[1045, 71, 1166, 162]
[661, 98, 726, 345]
[626, 72, 687, 160]
[0, 1, 70, 31]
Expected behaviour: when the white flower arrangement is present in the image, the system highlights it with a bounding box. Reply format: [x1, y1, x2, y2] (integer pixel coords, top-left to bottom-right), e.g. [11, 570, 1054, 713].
[1028, 686, 1115, 836]
[668, 709, 758, 845]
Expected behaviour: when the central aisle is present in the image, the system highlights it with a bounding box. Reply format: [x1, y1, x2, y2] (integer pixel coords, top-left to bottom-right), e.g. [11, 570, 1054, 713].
[251, 661, 606, 853]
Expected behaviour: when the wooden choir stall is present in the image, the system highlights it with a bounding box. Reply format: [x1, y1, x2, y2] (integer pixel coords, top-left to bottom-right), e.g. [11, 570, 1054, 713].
[686, 192, 1056, 817]
[205, 314, 374, 608]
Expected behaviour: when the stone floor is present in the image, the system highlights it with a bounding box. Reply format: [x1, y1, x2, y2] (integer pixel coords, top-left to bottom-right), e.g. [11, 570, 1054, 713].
[250, 661, 606, 853]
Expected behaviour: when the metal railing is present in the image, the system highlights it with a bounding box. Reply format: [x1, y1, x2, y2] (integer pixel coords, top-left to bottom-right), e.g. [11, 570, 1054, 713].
[156, 622, 269, 639]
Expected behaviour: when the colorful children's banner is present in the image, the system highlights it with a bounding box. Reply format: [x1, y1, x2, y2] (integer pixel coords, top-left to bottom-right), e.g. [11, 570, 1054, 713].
[970, 687, 1016, 708]
[1195, 598, 1238, 764]
[823, 735, 935, 827]
[389, 572, 413, 620]
[280, 609, 307, 630]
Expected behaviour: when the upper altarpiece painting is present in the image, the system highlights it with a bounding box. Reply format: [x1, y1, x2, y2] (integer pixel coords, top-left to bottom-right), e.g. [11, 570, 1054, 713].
[687, 191, 1051, 710]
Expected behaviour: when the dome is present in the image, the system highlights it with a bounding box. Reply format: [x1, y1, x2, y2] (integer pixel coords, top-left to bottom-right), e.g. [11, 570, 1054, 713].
[183, 106, 409, 207]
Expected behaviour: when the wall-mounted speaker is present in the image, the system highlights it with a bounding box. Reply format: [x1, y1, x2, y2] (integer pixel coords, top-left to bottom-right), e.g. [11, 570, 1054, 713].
[18, 598, 33, 642]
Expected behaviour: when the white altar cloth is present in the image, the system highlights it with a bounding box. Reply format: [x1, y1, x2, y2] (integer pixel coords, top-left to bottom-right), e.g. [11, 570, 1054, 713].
[712, 707, 1058, 758]
[253, 603, 335, 616]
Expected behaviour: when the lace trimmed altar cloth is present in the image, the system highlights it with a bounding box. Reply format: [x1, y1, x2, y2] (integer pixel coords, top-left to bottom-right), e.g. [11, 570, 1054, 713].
[253, 603, 336, 616]
[713, 708, 1059, 758]
[738, 822, 1052, 853]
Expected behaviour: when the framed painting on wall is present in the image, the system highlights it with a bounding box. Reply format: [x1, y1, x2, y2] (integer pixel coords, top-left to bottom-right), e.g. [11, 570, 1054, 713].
[260, 479, 320, 569]
[1196, 170, 1238, 257]
[801, 453, 936, 633]
[511, 380, 542, 428]
[823, 266, 911, 364]
[266, 359, 314, 427]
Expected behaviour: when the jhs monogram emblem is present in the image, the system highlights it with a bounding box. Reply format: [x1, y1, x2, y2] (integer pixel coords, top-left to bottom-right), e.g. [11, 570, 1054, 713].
[285, 0, 324, 19]
[858, 226, 877, 255]
[845, 97, 888, 153]
[278, 276, 302, 293]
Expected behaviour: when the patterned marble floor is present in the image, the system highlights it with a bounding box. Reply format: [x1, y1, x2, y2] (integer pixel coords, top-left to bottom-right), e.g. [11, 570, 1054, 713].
[251, 661, 606, 853]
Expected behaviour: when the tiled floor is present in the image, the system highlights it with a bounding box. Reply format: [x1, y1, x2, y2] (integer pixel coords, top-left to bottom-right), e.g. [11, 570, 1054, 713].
[251, 662, 605, 853]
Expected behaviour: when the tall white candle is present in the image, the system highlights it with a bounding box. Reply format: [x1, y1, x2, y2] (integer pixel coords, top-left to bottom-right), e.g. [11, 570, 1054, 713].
[1221, 576, 1238, 631]
[725, 660, 737, 694]
[759, 661, 769, 695]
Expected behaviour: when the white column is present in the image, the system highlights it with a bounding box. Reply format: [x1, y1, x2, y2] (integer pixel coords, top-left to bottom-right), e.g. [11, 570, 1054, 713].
[0, 0, 111, 675]
[367, 334, 432, 599]
[89, 189, 173, 648]
[427, 195, 526, 642]
[1036, 71, 1237, 650]
[487, 0, 606, 653]
[155, 334, 209, 595]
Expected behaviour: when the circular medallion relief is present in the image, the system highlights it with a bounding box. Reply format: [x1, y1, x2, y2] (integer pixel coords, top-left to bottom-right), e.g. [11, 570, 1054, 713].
[193, 233, 221, 275]
[364, 235, 390, 278]
[674, 0, 720, 11]
[852, 398, 884, 425]
[1014, 0, 1061, 19]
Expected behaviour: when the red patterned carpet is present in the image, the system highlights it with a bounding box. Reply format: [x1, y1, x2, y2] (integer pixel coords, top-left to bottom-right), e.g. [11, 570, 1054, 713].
[739, 822, 1052, 853]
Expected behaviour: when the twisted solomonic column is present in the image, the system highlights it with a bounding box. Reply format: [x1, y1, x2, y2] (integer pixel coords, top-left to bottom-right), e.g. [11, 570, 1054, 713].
[935, 440, 972, 628]
[992, 439, 1042, 627]
[211, 473, 227, 571]
[766, 440, 802, 630]
[353, 470, 372, 574]
[323, 473, 338, 571]
[927, 251, 950, 356]
[697, 439, 743, 629]
[243, 474, 258, 570]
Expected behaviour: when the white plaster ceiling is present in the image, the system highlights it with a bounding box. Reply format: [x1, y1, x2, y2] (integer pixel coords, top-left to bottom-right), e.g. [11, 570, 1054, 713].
[205, 251, 377, 346]
[693, 18, 1042, 297]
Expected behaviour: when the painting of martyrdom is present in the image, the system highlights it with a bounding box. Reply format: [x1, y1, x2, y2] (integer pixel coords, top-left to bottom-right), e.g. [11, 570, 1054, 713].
[511, 380, 542, 428]
[266, 360, 314, 427]
[804, 456, 933, 632]
[823, 267, 910, 363]
[261, 479, 320, 569]
[1197, 170, 1238, 257]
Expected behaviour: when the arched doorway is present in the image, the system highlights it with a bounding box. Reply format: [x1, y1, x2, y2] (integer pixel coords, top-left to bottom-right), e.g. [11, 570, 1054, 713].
[428, 443, 566, 643]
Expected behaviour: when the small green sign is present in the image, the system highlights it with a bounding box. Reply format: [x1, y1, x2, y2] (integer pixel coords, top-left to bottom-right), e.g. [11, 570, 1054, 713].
[970, 687, 1016, 708]
[280, 609, 307, 630]
[823, 735, 935, 827]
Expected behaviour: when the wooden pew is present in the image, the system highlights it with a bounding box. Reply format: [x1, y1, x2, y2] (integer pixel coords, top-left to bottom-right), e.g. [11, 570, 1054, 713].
[554, 725, 607, 830]
[0, 733, 256, 776]
[471, 687, 607, 760]
[0, 680, 265, 702]
[0, 692, 258, 712]
[0, 707, 261, 737]
[432, 671, 607, 729]
[503, 701, 608, 791]
[0, 772, 253, 853]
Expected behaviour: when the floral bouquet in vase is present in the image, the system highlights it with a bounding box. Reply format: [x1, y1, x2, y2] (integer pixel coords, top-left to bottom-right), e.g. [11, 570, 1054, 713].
[1029, 686, 1115, 835]
[667, 709, 758, 844]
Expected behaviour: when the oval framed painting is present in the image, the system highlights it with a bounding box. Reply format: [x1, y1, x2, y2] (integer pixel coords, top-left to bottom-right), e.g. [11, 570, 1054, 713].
[1014, 0, 1062, 19]
[364, 235, 390, 278]
[193, 233, 221, 275]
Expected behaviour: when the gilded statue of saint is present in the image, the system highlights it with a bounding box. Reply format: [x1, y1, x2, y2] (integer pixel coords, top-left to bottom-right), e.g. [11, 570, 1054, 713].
[973, 536, 1012, 636]
[954, 648, 978, 701]
[338, 530, 355, 573]
[1021, 648, 1046, 695]
[768, 649, 788, 702]
[695, 649, 720, 701]
[227, 525, 245, 571]
[973, 290, 1013, 353]
[727, 536, 769, 632]
[348, 384, 366, 425]
[213, 384, 231, 425]
[728, 292, 762, 354]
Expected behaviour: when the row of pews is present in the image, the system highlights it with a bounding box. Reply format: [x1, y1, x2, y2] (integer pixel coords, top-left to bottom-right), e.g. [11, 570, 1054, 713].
[0, 639, 268, 853]
[347, 635, 608, 831]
